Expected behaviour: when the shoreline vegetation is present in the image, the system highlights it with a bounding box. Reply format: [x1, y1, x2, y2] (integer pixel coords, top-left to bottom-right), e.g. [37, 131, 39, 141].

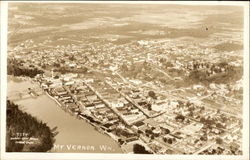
[7, 58, 44, 78]
[6, 100, 56, 152]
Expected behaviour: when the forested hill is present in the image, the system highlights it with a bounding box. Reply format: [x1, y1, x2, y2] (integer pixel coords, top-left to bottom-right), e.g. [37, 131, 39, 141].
[6, 100, 55, 152]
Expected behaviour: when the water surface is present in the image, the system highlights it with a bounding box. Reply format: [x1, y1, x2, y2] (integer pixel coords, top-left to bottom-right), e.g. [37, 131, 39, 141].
[7, 77, 122, 153]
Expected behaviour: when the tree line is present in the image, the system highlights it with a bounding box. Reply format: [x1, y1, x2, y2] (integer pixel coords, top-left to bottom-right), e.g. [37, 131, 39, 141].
[187, 63, 242, 85]
[8, 58, 44, 78]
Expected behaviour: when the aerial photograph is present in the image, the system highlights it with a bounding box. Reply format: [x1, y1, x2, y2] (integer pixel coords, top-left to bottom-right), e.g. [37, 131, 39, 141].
[6, 2, 244, 155]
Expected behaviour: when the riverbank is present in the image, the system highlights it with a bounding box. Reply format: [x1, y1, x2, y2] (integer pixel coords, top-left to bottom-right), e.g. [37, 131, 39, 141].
[8, 77, 123, 153]
[6, 100, 54, 152]
[44, 89, 126, 153]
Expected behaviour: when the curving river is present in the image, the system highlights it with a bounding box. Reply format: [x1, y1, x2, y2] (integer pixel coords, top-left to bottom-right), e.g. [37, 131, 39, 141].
[7, 76, 122, 153]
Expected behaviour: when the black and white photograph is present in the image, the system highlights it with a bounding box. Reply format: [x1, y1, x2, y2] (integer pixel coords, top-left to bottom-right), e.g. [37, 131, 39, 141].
[0, 1, 249, 160]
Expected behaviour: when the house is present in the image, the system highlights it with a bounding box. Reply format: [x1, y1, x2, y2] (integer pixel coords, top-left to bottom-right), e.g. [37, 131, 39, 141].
[131, 108, 139, 114]
[111, 101, 124, 108]
[58, 96, 71, 101]
[65, 81, 74, 86]
[140, 134, 151, 143]
[95, 103, 106, 109]
[85, 103, 95, 110]
[152, 127, 161, 136]
[125, 136, 138, 143]
[86, 95, 98, 102]
[63, 73, 78, 81]
[144, 119, 159, 129]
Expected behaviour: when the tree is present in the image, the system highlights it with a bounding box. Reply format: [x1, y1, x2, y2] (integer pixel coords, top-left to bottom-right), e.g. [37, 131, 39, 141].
[53, 62, 60, 68]
[148, 91, 156, 99]
[121, 63, 128, 71]
[159, 58, 165, 63]
[60, 59, 65, 64]
[215, 137, 223, 145]
[115, 128, 123, 136]
[163, 128, 170, 134]
[42, 65, 46, 69]
[200, 136, 207, 141]
[82, 67, 88, 73]
[165, 61, 173, 68]
[69, 55, 75, 61]
[147, 103, 152, 111]
[150, 135, 155, 140]
[54, 75, 59, 79]
[118, 139, 124, 145]
[6, 101, 55, 152]
[133, 144, 152, 154]
[175, 114, 185, 122]
[167, 138, 173, 144]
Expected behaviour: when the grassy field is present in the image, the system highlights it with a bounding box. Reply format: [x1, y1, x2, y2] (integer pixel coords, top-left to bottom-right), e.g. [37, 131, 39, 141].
[8, 3, 243, 46]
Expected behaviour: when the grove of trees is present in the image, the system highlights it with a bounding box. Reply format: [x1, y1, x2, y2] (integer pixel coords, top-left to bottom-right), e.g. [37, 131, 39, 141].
[133, 143, 152, 154]
[7, 58, 44, 78]
[6, 100, 55, 152]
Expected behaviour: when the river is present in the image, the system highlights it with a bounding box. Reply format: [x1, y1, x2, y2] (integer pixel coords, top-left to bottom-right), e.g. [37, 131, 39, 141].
[7, 76, 123, 153]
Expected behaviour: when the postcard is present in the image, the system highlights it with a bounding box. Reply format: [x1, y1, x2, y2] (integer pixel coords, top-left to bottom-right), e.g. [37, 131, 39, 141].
[1, 1, 249, 160]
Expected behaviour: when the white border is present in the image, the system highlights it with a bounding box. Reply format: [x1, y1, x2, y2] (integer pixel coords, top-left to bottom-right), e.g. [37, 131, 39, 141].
[1, 1, 249, 160]
[1, 1, 8, 159]
[3, 0, 250, 5]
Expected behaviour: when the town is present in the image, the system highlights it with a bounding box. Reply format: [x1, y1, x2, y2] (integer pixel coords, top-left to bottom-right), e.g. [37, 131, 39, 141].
[7, 34, 243, 155]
